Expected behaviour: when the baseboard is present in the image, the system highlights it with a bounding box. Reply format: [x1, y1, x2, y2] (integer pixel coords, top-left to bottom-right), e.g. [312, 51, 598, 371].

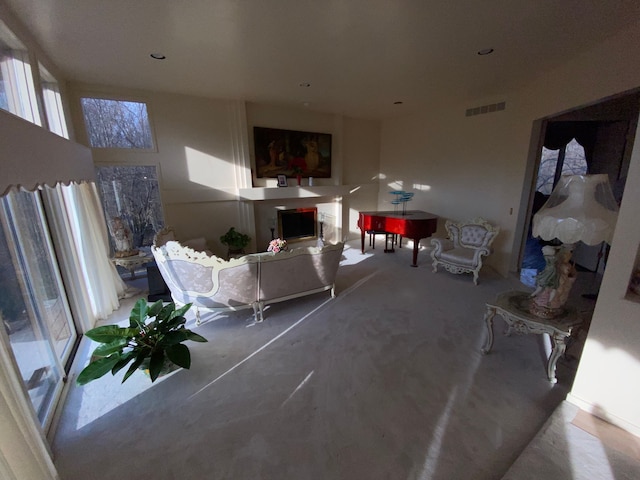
[567, 392, 640, 437]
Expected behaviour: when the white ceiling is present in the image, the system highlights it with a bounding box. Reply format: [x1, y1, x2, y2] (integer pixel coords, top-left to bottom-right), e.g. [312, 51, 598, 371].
[4, 0, 640, 120]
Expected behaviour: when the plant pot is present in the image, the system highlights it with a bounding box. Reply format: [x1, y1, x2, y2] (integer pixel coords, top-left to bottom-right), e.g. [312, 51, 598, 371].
[139, 359, 181, 379]
[227, 247, 245, 259]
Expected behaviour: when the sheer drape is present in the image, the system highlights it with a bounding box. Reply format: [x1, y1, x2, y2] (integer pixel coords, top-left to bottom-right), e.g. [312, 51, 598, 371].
[43, 181, 125, 331]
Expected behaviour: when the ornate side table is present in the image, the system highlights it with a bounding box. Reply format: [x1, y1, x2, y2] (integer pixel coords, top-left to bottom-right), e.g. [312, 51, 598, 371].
[481, 291, 583, 383]
[111, 253, 151, 279]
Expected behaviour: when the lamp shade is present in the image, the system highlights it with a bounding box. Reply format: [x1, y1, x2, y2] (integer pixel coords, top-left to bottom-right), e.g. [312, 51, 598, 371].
[532, 174, 618, 245]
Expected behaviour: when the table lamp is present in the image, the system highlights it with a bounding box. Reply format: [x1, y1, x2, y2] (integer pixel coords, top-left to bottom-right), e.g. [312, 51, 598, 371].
[530, 174, 618, 318]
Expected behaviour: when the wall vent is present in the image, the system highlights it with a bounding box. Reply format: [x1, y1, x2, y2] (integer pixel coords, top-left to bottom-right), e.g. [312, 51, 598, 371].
[465, 101, 506, 117]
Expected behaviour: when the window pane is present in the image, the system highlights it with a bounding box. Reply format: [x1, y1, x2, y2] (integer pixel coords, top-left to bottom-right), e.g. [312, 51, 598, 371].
[96, 165, 164, 254]
[81, 97, 153, 149]
[0, 21, 41, 125]
[0, 189, 76, 427]
[561, 138, 588, 176]
[39, 64, 69, 138]
[536, 147, 559, 195]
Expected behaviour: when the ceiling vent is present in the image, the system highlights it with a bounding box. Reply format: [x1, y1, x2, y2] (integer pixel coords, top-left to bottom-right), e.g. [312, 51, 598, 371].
[465, 101, 506, 117]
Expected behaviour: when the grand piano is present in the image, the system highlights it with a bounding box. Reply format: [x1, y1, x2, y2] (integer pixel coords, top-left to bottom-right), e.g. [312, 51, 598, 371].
[358, 210, 438, 267]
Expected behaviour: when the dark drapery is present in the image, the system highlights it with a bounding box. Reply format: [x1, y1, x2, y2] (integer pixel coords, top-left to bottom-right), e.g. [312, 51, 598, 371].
[543, 121, 598, 168]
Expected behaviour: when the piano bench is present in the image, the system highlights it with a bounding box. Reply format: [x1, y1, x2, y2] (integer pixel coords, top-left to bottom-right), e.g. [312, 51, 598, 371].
[367, 231, 402, 250]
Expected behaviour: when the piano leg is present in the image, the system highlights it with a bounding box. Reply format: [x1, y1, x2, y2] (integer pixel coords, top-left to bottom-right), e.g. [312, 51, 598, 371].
[411, 239, 419, 267]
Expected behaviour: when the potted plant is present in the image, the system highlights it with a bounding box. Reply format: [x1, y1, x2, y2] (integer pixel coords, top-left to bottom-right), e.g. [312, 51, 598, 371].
[220, 227, 251, 257]
[77, 299, 207, 385]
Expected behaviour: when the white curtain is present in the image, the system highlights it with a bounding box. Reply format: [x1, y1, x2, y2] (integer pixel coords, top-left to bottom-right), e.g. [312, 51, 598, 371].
[43, 181, 125, 331]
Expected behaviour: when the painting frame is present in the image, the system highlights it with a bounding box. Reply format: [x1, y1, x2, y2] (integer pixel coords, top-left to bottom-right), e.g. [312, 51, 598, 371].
[276, 174, 288, 187]
[254, 126, 332, 179]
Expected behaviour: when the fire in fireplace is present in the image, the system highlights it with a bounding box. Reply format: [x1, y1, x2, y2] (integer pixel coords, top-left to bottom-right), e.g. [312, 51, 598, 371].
[278, 207, 317, 242]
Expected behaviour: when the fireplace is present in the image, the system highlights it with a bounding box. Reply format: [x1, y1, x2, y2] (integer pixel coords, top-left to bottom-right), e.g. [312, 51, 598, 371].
[278, 207, 317, 243]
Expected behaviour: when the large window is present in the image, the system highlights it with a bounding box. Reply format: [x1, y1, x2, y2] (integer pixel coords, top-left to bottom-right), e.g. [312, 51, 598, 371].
[0, 20, 41, 125]
[96, 165, 164, 253]
[39, 63, 68, 138]
[0, 188, 76, 429]
[81, 97, 154, 149]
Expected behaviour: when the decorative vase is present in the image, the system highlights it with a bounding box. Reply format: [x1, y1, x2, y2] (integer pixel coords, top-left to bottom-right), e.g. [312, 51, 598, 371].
[296, 174, 302, 186]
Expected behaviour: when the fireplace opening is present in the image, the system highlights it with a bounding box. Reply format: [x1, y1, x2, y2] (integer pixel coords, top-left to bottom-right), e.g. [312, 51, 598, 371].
[278, 208, 317, 243]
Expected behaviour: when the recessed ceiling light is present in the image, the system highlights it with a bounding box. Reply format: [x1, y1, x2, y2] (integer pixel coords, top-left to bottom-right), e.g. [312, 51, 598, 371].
[477, 48, 494, 56]
[150, 53, 166, 60]
[299, 82, 311, 87]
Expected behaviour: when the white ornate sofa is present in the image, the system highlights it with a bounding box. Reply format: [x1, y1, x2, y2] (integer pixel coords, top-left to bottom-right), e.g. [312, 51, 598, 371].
[151, 240, 344, 323]
[430, 218, 499, 285]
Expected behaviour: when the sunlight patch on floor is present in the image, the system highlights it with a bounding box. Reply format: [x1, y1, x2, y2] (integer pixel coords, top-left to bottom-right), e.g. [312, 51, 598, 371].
[281, 371, 314, 407]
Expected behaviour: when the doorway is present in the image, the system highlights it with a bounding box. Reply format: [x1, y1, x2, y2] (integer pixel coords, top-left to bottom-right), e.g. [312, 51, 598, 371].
[519, 90, 640, 289]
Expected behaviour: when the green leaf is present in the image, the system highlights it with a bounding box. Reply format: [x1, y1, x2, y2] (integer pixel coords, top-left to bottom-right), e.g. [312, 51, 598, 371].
[77, 355, 121, 385]
[155, 315, 184, 334]
[157, 303, 175, 322]
[85, 325, 138, 343]
[92, 338, 128, 357]
[129, 298, 148, 328]
[121, 354, 146, 383]
[111, 351, 135, 375]
[171, 303, 192, 319]
[160, 330, 189, 346]
[149, 349, 166, 382]
[185, 331, 208, 343]
[147, 300, 164, 317]
[166, 344, 191, 369]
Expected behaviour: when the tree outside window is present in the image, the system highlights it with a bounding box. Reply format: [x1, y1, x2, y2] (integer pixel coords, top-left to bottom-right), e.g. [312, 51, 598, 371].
[96, 165, 164, 252]
[536, 138, 588, 195]
[81, 97, 153, 149]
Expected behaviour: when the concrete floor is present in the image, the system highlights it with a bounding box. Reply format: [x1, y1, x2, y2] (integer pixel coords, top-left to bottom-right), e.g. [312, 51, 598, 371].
[50, 240, 640, 479]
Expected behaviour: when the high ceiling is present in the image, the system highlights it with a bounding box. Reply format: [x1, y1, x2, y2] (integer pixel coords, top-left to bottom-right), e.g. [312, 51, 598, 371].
[4, 0, 640, 119]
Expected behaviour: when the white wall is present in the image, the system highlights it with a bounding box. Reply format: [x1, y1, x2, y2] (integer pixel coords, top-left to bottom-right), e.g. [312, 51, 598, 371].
[568, 118, 640, 435]
[381, 20, 640, 432]
[0, 110, 94, 192]
[380, 100, 522, 274]
[66, 87, 381, 256]
[68, 84, 248, 255]
[380, 21, 640, 278]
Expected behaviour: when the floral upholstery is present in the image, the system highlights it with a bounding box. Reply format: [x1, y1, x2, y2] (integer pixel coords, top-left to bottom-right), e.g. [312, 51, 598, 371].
[430, 218, 499, 285]
[151, 240, 344, 323]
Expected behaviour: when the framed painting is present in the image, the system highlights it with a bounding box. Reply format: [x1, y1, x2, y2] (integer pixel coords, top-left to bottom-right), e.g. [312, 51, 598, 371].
[254, 126, 331, 178]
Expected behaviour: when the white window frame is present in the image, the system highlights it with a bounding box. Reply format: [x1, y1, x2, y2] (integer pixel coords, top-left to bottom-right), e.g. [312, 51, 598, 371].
[39, 63, 69, 138]
[0, 20, 42, 125]
[80, 96, 156, 150]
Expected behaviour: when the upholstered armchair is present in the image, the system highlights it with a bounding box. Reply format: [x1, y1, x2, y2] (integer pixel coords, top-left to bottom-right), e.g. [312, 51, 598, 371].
[430, 218, 499, 285]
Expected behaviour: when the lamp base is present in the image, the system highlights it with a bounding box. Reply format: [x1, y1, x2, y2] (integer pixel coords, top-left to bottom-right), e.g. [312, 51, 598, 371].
[529, 245, 577, 318]
[529, 300, 565, 319]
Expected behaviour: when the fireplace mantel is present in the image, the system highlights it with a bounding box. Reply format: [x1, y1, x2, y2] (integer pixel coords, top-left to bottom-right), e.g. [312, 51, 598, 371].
[238, 185, 351, 201]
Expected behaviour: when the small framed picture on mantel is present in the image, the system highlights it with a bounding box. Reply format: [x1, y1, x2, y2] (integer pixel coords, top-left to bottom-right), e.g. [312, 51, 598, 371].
[276, 174, 288, 187]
